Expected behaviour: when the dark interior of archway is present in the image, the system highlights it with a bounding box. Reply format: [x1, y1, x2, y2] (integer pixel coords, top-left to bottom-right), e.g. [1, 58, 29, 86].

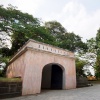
[51, 65, 63, 89]
[41, 64, 63, 90]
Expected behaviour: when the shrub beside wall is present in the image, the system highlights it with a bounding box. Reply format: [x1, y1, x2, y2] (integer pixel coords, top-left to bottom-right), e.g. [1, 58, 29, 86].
[0, 81, 22, 99]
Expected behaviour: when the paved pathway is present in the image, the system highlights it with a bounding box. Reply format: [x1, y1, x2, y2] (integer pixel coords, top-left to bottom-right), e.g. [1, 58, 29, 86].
[3, 84, 100, 100]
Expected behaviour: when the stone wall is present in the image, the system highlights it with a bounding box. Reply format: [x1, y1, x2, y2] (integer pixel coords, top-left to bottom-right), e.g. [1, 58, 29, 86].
[0, 82, 22, 99]
[76, 76, 90, 88]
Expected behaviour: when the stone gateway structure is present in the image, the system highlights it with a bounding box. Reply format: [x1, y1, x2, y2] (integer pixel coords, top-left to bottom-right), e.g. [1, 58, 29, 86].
[6, 39, 76, 95]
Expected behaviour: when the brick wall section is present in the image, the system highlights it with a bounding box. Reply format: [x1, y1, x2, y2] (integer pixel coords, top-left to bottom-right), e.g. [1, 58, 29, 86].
[0, 82, 22, 99]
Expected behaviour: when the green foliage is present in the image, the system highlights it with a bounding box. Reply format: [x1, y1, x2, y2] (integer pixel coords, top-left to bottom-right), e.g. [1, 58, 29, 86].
[86, 38, 97, 53]
[0, 5, 56, 56]
[0, 70, 3, 77]
[76, 58, 87, 76]
[45, 21, 66, 38]
[0, 5, 89, 77]
[0, 5, 88, 55]
[45, 21, 87, 52]
[95, 28, 100, 78]
[94, 55, 100, 79]
[0, 47, 11, 65]
[75, 38, 97, 77]
[0, 5, 57, 77]
[59, 32, 87, 52]
[80, 38, 97, 69]
[94, 66, 100, 79]
[0, 55, 10, 77]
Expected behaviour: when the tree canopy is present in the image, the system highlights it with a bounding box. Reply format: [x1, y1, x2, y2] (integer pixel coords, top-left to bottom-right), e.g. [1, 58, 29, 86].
[0, 5, 55, 56]
[76, 58, 87, 76]
[95, 28, 100, 79]
[44, 21, 87, 52]
[0, 5, 88, 77]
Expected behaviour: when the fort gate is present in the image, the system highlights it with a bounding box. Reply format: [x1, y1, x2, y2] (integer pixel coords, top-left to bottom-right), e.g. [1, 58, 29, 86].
[6, 39, 76, 95]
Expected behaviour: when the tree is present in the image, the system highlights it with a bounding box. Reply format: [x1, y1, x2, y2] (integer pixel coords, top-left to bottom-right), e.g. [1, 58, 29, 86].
[0, 5, 56, 76]
[0, 5, 88, 77]
[95, 57, 100, 79]
[59, 32, 87, 52]
[86, 38, 97, 67]
[45, 21, 88, 77]
[0, 5, 55, 56]
[75, 38, 97, 76]
[45, 21, 87, 52]
[45, 21, 66, 46]
[45, 21, 66, 38]
[95, 28, 100, 79]
[76, 58, 87, 76]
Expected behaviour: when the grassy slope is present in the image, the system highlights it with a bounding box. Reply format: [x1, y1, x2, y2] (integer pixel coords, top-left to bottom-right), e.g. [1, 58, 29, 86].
[0, 77, 22, 82]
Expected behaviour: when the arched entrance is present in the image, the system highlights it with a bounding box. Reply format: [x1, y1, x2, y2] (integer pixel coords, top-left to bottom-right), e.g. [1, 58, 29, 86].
[41, 63, 64, 90]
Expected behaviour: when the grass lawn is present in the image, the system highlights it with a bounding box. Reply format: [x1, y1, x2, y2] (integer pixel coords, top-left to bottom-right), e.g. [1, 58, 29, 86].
[0, 77, 22, 82]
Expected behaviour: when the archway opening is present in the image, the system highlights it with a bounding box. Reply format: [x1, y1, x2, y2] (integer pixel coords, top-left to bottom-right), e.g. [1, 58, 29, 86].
[41, 64, 63, 90]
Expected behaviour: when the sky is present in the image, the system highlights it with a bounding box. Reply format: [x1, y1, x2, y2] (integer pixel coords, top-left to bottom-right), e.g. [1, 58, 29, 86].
[1, 0, 100, 41]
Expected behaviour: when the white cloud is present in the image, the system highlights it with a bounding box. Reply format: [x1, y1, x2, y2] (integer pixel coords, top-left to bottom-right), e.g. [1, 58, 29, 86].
[43, 1, 100, 41]
[15, 0, 44, 15]
[62, 2, 100, 39]
[61, 1, 100, 41]
[0, 0, 44, 15]
[1, 0, 100, 41]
